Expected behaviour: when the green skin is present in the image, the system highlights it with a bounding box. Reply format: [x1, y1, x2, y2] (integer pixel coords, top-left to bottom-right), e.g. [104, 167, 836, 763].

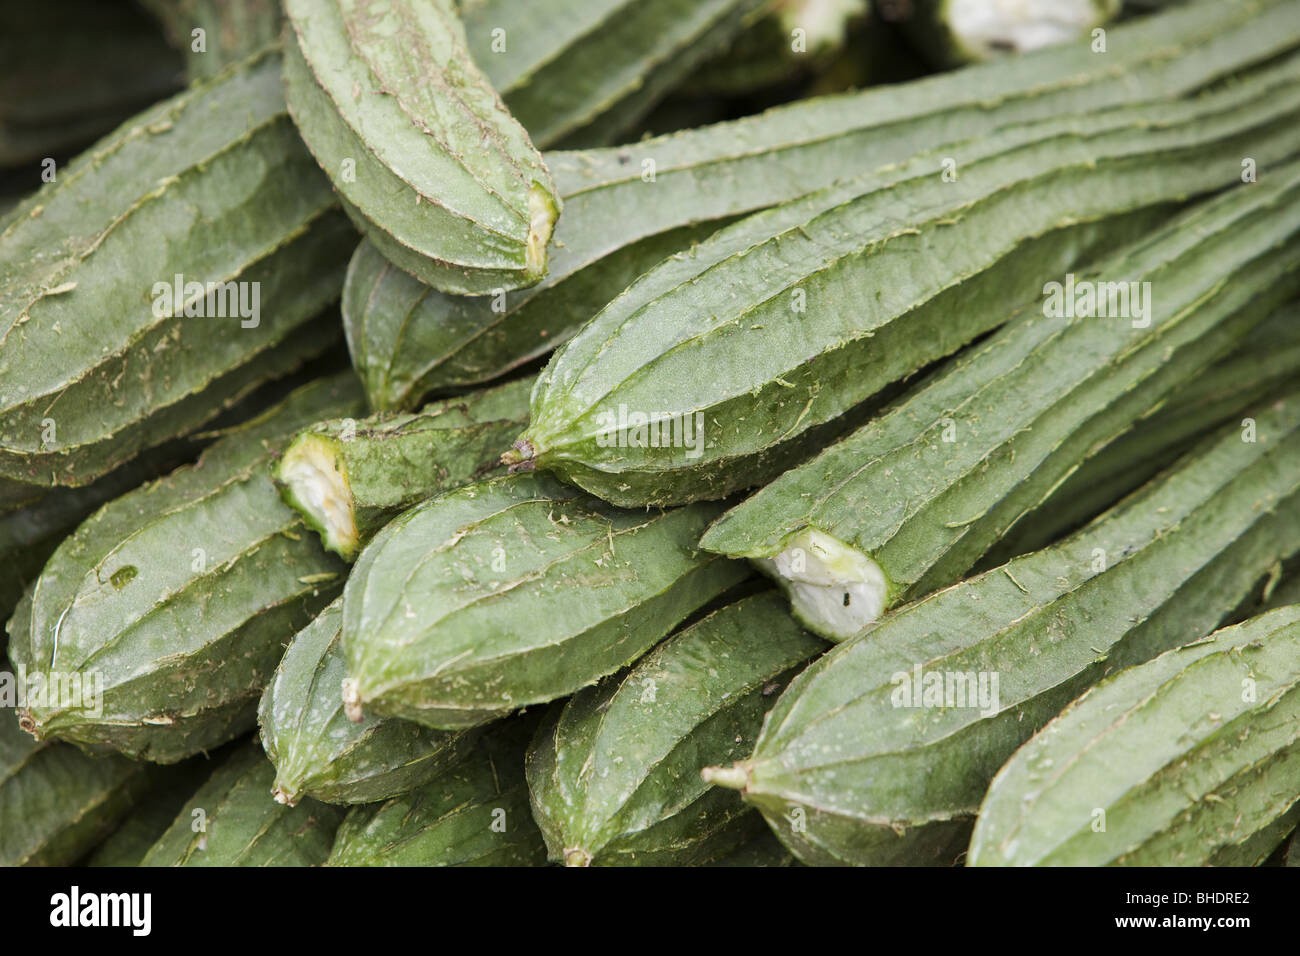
[275, 375, 533, 560]
[258, 597, 480, 806]
[345, 221, 722, 411]
[670, 7, 824, 99]
[704, 395, 1300, 865]
[0, 606, 162, 866]
[136, 0, 283, 81]
[140, 741, 343, 867]
[0, 431, 209, 625]
[0, 721, 160, 867]
[1216, 810, 1300, 867]
[511, 53, 1300, 507]
[700, 162, 1300, 637]
[526, 592, 824, 866]
[327, 715, 547, 866]
[969, 606, 1300, 866]
[347, 0, 1300, 411]
[83, 755, 215, 867]
[982, 302, 1300, 566]
[0, 49, 356, 489]
[461, 0, 767, 149]
[341, 472, 750, 730]
[10, 373, 365, 763]
[0, 476, 43, 515]
[282, 0, 559, 296]
[1264, 565, 1300, 616]
[511, 202, 1172, 507]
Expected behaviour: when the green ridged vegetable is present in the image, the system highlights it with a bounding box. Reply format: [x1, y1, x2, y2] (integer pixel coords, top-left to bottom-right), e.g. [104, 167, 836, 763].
[702, 395, 1300, 865]
[0, 362, 314, 592]
[140, 741, 343, 866]
[982, 302, 1300, 565]
[1127, 305, 1300, 464]
[969, 606, 1300, 866]
[276, 375, 532, 560]
[0, 713, 160, 867]
[327, 716, 546, 866]
[1263, 561, 1300, 614]
[1225, 814, 1300, 867]
[669, 6, 823, 99]
[282, 0, 559, 295]
[341, 473, 749, 730]
[2, 0, 181, 168]
[344, 221, 721, 411]
[527, 592, 824, 866]
[701, 166, 1300, 639]
[0, 433, 206, 626]
[507, 50, 1300, 506]
[888, 0, 1121, 68]
[0, 48, 355, 489]
[347, 0, 1300, 410]
[259, 597, 479, 806]
[1, 597, 163, 866]
[460, 0, 766, 149]
[3, 592, 161, 866]
[10, 373, 365, 763]
[0, 476, 42, 514]
[137, 0, 283, 81]
[84, 754, 215, 867]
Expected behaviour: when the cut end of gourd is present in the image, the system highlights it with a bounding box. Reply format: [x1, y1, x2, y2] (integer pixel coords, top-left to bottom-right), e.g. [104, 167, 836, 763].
[777, 0, 867, 54]
[342, 677, 364, 723]
[524, 183, 558, 281]
[563, 848, 592, 867]
[701, 764, 751, 792]
[946, 0, 1116, 62]
[501, 437, 537, 472]
[756, 528, 890, 642]
[271, 783, 298, 807]
[16, 708, 39, 739]
[277, 432, 360, 561]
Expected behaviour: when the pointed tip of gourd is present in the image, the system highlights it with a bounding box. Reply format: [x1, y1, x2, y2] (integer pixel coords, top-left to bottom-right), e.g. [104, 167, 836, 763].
[501, 438, 537, 472]
[342, 677, 365, 723]
[563, 848, 592, 867]
[701, 763, 752, 791]
[525, 183, 558, 281]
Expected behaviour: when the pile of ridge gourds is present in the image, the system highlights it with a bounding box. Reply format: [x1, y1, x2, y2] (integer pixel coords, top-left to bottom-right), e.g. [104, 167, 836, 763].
[3, 0, 1300, 868]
